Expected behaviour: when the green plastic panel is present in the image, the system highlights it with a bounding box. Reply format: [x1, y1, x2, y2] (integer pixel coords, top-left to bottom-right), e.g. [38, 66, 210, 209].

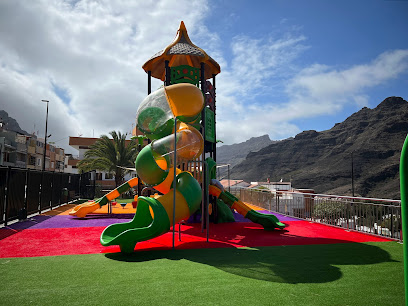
[204, 107, 215, 143]
[175, 172, 202, 214]
[170, 65, 200, 85]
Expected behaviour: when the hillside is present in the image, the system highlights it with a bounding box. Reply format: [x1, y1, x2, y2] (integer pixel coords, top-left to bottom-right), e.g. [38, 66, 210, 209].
[216, 135, 273, 175]
[0, 110, 29, 135]
[230, 97, 408, 199]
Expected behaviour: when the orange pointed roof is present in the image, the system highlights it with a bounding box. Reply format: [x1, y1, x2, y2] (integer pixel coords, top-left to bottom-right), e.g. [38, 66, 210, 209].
[142, 21, 220, 81]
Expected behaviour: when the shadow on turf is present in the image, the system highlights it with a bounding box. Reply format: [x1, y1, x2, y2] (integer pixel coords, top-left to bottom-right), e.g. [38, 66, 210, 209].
[105, 238, 396, 284]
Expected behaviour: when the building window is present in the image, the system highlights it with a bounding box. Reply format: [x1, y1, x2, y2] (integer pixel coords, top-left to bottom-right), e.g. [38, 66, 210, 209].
[105, 173, 113, 179]
[4, 151, 11, 162]
[96, 173, 102, 180]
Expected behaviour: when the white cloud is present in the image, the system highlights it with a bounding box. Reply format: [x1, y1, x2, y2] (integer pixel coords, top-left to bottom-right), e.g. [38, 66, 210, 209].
[214, 32, 309, 143]
[285, 49, 408, 116]
[0, 0, 407, 154]
[0, 0, 209, 153]
[215, 49, 408, 144]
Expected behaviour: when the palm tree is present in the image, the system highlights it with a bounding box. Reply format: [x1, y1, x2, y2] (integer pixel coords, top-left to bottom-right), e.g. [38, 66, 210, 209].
[77, 131, 138, 187]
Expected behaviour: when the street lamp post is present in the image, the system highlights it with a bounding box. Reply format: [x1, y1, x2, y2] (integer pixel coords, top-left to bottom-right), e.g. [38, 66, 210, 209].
[42, 100, 49, 171]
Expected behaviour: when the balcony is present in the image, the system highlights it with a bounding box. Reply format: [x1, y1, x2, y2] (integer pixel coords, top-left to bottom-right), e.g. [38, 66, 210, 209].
[27, 146, 36, 154]
[15, 160, 26, 168]
[16, 143, 27, 153]
[68, 159, 80, 167]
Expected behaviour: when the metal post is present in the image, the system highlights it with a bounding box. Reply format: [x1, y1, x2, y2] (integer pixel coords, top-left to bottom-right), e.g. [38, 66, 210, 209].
[39, 170, 43, 215]
[4, 166, 11, 226]
[172, 117, 177, 250]
[205, 161, 209, 242]
[351, 151, 355, 197]
[200, 62, 206, 232]
[92, 170, 96, 199]
[227, 164, 230, 193]
[165, 61, 171, 86]
[78, 173, 82, 200]
[42, 100, 49, 171]
[24, 168, 29, 215]
[213, 74, 217, 162]
[201, 159, 205, 232]
[148, 70, 152, 94]
[59, 171, 63, 207]
[178, 220, 185, 241]
[40, 100, 49, 214]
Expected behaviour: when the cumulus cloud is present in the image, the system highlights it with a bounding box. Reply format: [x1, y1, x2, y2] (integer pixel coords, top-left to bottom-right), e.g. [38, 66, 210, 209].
[0, 0, 209, 153]
[215, 48, 408, 143]
[0, 0, 407, 153]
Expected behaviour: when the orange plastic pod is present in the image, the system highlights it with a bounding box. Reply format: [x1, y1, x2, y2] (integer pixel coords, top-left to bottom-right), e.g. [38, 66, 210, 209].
[164, 83, 204, 118]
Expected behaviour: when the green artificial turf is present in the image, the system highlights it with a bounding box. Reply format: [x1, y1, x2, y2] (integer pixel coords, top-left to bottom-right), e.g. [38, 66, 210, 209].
[0, 242, 403, 306]
[115, 198, 136, 203]
[93, 198, 134, 203]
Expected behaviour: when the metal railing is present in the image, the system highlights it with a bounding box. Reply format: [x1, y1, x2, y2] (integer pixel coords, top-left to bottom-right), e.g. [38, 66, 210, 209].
[0, 166, 96, 226]
[240, 188, 402, 241]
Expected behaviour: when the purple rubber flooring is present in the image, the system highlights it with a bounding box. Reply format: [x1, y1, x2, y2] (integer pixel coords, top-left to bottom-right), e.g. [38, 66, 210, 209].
[3, 210, 297, 230]
[14, 214, 133, 229]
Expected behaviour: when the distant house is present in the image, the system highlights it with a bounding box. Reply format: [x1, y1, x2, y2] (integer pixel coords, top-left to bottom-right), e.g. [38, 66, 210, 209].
[254, 181, 292, 191]
[219, 179, 250, 194]
[0, 124, 64, 171]
[69, 136, 139, 190]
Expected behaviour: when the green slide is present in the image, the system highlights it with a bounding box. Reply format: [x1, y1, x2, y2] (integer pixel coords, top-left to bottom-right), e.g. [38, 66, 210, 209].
[245, 209, 286, 230]
[210, 186, 285, 230]
[100, 197, 170, 253]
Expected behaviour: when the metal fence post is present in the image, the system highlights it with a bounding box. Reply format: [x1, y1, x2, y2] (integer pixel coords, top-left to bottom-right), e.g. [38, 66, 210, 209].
[172, 117, 177, 250]
[4, 166, 11, 226]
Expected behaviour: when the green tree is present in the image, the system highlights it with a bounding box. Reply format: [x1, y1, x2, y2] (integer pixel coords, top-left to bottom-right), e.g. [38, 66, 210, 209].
[77, 131, 138, 187]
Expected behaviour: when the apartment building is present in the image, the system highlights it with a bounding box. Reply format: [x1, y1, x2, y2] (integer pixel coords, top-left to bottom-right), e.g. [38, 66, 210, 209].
[69, 136, 138, 189]
[0, 125, 65, 171]
[68, 130, 150, 189]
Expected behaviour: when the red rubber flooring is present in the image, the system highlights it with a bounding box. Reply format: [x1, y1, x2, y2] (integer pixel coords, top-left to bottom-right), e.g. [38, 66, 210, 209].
[0, 220, 391, 258]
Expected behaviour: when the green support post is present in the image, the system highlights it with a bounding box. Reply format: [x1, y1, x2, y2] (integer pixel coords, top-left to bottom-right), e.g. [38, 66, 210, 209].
[401, 134, 408, 306]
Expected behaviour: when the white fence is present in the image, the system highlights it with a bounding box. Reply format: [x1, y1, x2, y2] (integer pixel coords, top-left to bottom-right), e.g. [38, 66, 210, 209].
[239, 188, 402, 240]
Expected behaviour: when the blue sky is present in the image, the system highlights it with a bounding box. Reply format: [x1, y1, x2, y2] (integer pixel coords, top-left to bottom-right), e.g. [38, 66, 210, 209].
[203, 0, 408, 135]
[0, 0, 407, 153]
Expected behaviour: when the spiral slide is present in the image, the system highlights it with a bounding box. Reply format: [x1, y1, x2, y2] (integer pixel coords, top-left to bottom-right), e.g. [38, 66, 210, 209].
[69, 83, 206, 252]
[69, 82, 285, 252]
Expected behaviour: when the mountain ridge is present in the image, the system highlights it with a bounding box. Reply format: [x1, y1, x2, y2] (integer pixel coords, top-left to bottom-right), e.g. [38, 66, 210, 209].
[0, 110, 29, 135]
[231, 96, 408, 199]
[216, 134, 273, 172]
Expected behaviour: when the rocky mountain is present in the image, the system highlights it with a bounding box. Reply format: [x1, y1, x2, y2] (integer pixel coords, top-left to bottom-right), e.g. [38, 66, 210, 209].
[231, 97, 408, 199]
[216, 135, 273, 176]
[0, 110, 29, 135]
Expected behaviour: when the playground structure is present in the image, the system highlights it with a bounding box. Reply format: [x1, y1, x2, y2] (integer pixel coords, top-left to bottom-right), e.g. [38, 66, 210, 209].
[69, 21, 285, 252]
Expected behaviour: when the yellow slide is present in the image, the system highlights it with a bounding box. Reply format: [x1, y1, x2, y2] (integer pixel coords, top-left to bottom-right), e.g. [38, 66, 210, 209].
[68, 201, 101, 218]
